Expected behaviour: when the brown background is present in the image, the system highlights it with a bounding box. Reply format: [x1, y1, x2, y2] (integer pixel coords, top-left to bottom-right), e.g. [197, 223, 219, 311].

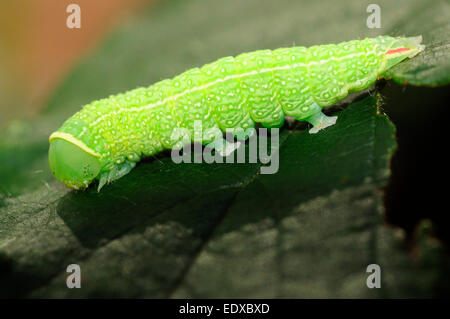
[0, 0, 153, 126]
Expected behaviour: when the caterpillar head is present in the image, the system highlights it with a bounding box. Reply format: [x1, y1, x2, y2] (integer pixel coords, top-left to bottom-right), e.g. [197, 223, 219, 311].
[382, 35, 425, 71]
[49, 136, 101, 190]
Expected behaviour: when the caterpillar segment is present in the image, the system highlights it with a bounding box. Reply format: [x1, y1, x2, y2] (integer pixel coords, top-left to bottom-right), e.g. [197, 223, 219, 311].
[48, 35, 425, 190]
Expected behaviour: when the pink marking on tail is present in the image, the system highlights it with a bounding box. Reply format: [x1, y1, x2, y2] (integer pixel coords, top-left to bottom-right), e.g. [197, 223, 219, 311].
[386, 47, 410, 55]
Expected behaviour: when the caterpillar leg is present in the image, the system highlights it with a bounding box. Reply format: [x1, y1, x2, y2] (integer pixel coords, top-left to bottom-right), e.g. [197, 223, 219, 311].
[232, 127, 256, 141]
[212, 137, 242, 157]
[204, 127, 256, 157]
[305, 111, 338, 134]
[218, 126, 259, 156]
[98, 161, 136, 191]
[202, 127, 242, 157]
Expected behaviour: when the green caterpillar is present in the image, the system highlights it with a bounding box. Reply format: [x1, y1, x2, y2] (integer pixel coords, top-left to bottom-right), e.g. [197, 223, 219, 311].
[49, 35, 425, 191]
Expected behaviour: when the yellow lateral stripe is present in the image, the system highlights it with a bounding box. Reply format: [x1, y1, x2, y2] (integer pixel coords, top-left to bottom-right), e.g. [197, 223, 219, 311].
[49, 132, 101, 157]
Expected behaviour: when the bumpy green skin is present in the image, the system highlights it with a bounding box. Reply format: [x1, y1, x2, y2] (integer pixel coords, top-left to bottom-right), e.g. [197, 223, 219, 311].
[49, 35, 424, 190]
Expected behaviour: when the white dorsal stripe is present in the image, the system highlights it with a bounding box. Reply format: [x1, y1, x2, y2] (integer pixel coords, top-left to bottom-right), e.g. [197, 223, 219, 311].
[88, 49, 379, 128]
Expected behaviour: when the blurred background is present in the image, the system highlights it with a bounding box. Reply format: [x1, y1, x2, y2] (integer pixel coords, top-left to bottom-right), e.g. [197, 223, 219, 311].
[0, 0, 150, 126]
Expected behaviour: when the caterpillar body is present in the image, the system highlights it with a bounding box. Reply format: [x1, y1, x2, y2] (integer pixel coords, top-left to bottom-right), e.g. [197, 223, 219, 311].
[49, 35, 425, 190]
